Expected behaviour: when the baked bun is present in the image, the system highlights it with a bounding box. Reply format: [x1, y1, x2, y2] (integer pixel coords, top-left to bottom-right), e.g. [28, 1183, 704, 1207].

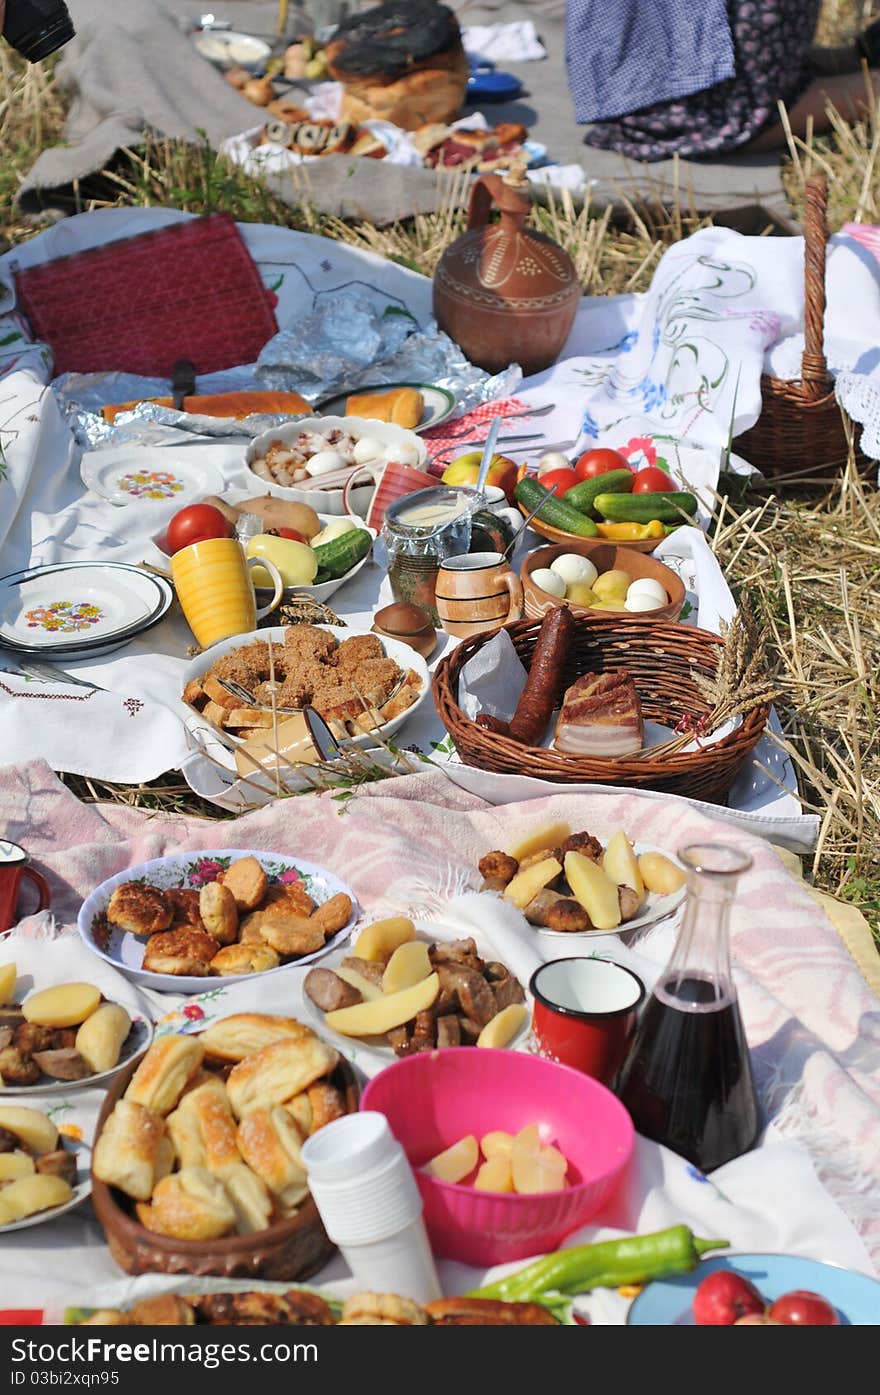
[264, 881, 316, 917]
[128, 1295, 195, 1326]
[198, 883, 239, 945]
[142, 928, 220, 977]
[257, 912, 325, 959]
[209, 943, 280, 977]
[107, 883, 172, 937]
[92, 1099, 173, 1200]
[148, 1167, 236, 1242]
[165, 888, 204, 928]
[236, 1106, 309, 1208]
[346, 386, 423, 430]
[339, 1292, 430, 1325]
[199, 1014, 317, 1064]
[124, 1036, 205, 1115]
[101, 391, 310, 424]
[225, 1035, 338, 1118]
[222, 1161, 275, 1234]
[218, 857, 267, 911]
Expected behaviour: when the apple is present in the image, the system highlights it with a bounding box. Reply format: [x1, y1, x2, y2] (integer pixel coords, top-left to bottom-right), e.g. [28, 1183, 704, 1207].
[734, 1314, 783, 1325]
[441, 451, 519, 503]
[768, 1290, 840, 1325]
[692, 1270, 767, 1325]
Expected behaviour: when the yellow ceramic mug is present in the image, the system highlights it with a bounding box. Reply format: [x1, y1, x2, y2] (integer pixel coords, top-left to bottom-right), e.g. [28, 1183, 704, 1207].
[171, 538, 284, 648]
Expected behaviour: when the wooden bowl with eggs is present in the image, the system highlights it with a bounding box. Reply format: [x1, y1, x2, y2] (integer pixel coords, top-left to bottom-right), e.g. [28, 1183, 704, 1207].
[521, 541, 685, 624]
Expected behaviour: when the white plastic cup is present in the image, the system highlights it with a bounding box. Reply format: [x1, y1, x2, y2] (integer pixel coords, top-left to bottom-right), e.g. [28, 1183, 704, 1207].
[301, 1111, 441, 1304]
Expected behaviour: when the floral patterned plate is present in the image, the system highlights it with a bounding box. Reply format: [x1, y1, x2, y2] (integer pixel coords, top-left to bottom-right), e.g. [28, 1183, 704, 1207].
[80, 445, 224, 507]
[77, 849, 360, 994]
[0, 562, 173, 659]
[0, 1099, 92, 1234]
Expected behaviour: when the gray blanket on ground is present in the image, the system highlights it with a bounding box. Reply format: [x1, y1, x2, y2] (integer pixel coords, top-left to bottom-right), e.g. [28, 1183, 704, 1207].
[18, 0, 793, 228]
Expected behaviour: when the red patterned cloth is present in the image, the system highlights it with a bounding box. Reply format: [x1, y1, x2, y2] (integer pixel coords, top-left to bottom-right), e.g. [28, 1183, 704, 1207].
[422, 396, 529, 470]
[13, 214, 278, 377]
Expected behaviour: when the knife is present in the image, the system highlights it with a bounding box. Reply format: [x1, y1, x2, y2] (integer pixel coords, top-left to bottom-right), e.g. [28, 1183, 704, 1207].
[303, 705, 344, 762]
[170, 359, 197, 411]
[0, 657, 103, 691]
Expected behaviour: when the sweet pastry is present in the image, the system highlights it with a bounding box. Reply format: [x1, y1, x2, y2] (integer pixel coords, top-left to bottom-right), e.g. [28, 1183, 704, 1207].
[146, 1167, 236, 1242]
[198, 883, 239, 946]
[553, 670, 644, 757]
[124, 1036, 205, 1116]
[286, 1081, 346, 1136]
[209, 943, 280, 977]
[199, 1014, 317, 1064]
[225, 1035, 338, 1118]
[142, 927, 221, 978]
[236, 1106, 309, 1208]
[219, 858, 268, 912]
[257, 912, 325, 959]
[221, 1161, 275, 1234]
[339, 1292, 430, 1325]
[92, 1099, 174, 1201]
[106, 883, 172, 937]
[310, 893, 354, 938]
[346, 386, 424, 430]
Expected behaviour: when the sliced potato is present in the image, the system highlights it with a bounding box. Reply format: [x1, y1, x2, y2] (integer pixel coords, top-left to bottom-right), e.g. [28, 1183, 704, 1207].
[0, 1173, 73, 1225]
[423, 1135, 478, 1184]
[0, 1106, 59, 1155]
[481, 1130, 513, 1160]
[353, 917, 416, 964]
[0, 963, 16, 1006]
[476, 1004, 529, 1049]
[381, 941, 432, 995]
[638, 852, 687, 896]
[564, 851, 621, 930]
[22, 983, 101, 1029]
[0, 1152, 35, 1182]
[474, 1156, 514, 1192]
[323, 973, 439, 1038]
[503, 857, 562, 911]
[602, 830, 645, 899]
[513, 1148, 568, 1195]
[505, 823, 570, 863]
[333, 966, 384, 1003]
[75, 1003, 132, 1075]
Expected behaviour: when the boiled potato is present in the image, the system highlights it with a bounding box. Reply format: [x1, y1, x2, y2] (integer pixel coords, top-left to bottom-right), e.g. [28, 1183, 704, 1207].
[513, 1146, 568, 1195]
[0, 1106, 59, 1155]
[22, 983, 101, 1028]
[481, 1131, 513, 1159]
[602, 830, 645, 899]
[323, 973, 439, 1037]
[474, 1156, 514, 1192]
[0, 1173, 73, 1225]
[199, 496, 240, 528]
[505, 823, 570, 862]
[423, 1135, 478, 1184]
[354, 917, 416, 963]
[333, 966, 384, 1002]
[638, 852, 687, 895]
[75, 1003, 132, 1075]
[476, 1004, 528, 1049]
[564, 852, 621, 929]
[0, 1152, 35, 1182]
[565, 582, 597, 608]
[503, 857, 562, 910]
[592, 569, 630, 601]
[381, 941, 432, 995]
[311, 518, 357, 549]
[0, 963, 16, 1006]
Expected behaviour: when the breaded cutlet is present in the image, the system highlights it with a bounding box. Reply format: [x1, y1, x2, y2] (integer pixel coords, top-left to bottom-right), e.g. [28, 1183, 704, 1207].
[346, 656, 401, 705]
[212, 643, 279, 688]
[283, 626, 337, 663]
[334, 634, 383, 673]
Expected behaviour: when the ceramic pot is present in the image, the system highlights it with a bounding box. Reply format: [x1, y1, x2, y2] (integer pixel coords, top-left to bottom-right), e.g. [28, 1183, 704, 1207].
[435, 550, 523, 639]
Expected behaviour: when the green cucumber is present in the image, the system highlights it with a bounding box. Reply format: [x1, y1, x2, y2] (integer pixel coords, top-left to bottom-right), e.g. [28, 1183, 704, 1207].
[593, 491, 699, 524]
[564, 469, 633, 517]
[514, 477, 598, 537]
[311, 526, 372, 581]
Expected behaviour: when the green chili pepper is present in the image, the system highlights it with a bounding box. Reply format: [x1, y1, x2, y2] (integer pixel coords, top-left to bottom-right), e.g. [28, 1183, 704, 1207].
[466, 1226, 728, 1303]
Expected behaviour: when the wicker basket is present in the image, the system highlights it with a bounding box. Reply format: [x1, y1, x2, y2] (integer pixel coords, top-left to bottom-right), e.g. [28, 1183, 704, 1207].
[737, 175, 852, 479]
[432, 614, 770, 804]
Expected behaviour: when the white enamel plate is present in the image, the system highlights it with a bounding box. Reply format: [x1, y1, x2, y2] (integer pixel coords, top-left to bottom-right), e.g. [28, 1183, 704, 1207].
[81, 445, 225, 507]
[0, 562, 173, 656]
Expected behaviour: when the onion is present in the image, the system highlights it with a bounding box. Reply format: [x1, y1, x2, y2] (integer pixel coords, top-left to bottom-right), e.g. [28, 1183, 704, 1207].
[537, 451, 571, 477]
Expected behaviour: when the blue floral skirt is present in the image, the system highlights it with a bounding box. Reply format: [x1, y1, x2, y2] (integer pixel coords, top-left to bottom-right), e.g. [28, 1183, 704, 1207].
[583, 0, 822, 161]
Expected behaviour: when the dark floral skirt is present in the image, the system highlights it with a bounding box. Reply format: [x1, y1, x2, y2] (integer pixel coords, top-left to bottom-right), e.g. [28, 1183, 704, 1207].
[583, 0, 822, 161]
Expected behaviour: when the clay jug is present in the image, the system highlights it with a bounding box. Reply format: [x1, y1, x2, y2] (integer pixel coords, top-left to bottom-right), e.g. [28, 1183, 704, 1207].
[433, 164, 581, 376]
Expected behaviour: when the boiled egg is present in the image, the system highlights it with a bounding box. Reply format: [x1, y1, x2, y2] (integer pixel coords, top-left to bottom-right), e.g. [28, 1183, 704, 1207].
[306, 448, 346, 477]
[625, 591, 665, 613]
[550, 553, 598, 588]
[531, 567, 567, 599]
[625, 577, 667, 606]
[383, 441, 421, 468]
[352, 435, 385, 465]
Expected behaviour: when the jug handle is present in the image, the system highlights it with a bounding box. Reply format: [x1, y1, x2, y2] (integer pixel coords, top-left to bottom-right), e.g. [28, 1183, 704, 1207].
[502, 568, 524, 624]
[466, 174, 508, 231]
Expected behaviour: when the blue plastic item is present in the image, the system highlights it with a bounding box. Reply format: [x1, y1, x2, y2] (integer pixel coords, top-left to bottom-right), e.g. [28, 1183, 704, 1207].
[466, 70, 523, 100]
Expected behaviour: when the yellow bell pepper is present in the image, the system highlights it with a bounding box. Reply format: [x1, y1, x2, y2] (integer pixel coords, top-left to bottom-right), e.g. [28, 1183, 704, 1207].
[246, 533, 317, 588]
[596, 520, 665, 541]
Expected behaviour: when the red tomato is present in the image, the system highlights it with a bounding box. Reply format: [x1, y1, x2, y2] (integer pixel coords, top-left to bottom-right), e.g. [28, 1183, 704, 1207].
[539, 467, 579, 496]
[275, 528, 307, 544]
[166, 503, 232, 555]
[768, 1290, 839, 1326]
[574, 448, 630, 481]
[632, 465, 674, 493]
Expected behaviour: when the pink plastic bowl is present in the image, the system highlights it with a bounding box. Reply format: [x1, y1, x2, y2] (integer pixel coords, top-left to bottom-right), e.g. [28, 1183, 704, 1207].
[360, 1047, 634, 1266]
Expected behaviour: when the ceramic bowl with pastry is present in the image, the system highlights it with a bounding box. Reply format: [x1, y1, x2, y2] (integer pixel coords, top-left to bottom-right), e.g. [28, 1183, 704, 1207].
[244, 416, 428, 517]
[179, 624, 429, 762]
[90, 1016, 359, 1279]
[77, 850, 359, 994]
[521, 542, 685, 624]
[0, 1101, 92, 1233]
[0, 968, 152, 1095]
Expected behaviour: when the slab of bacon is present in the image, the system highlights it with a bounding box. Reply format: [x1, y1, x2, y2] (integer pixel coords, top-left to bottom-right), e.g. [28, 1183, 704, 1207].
[553, 670, 643, 757]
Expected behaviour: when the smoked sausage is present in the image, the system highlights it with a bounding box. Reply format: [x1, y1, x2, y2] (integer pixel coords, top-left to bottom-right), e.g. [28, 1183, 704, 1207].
[476, 606, 574, 746]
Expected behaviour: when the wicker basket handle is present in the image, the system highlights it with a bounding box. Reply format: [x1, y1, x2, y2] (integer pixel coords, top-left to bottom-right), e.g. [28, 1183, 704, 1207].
[801, 174, 831, 398]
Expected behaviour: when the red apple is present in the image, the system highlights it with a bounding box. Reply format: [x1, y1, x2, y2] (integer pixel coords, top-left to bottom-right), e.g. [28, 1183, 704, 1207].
[441, 451, 519, 503]
[768, 1290, 839, 1325]
[693, 1270, 767, 1325]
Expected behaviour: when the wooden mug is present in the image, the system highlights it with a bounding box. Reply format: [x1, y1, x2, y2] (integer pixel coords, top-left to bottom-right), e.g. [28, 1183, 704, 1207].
[434, 551, 524, 639]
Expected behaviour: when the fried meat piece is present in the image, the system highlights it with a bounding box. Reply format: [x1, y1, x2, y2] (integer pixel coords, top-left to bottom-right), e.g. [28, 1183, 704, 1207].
[211, 643, 277, 690]
[35, 1149, 77, 1184]
[107, 882, 173, 937]
[265, 882, 316, 917]
[192, 1290, 334, 1326]
[142, 927, 221, 977]
[128, 1295, 196, 1326]
[257, 910, 325, 958]
[283, 626, 337, 663]
[333, 634, 383, 673]
[339, 1293, 429, 1326]
[478, 851, 519, 885]
[13, 1022, 55, 1056]
[346, 656, 401, 705]
[0, 1046, 40, 1085]
[166, 888, 205, 929]
[528, 891, 591, 933]
[425, 1298, 559, 1325]
[276, 673, 316, 709]
[559, 830, 603, 861]
[311, 893, 353, 938]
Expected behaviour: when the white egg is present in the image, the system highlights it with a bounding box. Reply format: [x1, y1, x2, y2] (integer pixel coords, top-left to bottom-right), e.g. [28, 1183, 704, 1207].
[306, 448, 346, 477]
[537, 451, 571, 477]
[550, 553, 598, 587]
[531, 567, 567, 599]
[352, 435, 385, 465]
[626, 577, 667, 605]
[383, 442, 421, 467]
[625, 592, 664, 613]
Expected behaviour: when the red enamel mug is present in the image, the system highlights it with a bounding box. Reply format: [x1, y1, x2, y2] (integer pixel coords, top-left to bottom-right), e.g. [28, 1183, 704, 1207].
[0, 841, 50, 934]
[529, 957, 645, 1086]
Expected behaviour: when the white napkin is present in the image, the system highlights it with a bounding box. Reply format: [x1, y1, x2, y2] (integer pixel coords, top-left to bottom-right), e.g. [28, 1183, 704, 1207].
[0, 670, 190, 782]
[1, 915, 155, 1024]
[457, 628, 526, 724]
[462, 21, 547, 62]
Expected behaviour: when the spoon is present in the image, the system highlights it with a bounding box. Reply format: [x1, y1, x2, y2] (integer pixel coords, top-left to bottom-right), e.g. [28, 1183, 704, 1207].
[475, 415, 501, 494]
[502, 481, 559, 559]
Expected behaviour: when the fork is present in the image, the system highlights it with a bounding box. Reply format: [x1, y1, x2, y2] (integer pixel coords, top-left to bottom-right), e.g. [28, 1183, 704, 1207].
[440, 402, 556, 439]
[216, 669, 411, 715]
